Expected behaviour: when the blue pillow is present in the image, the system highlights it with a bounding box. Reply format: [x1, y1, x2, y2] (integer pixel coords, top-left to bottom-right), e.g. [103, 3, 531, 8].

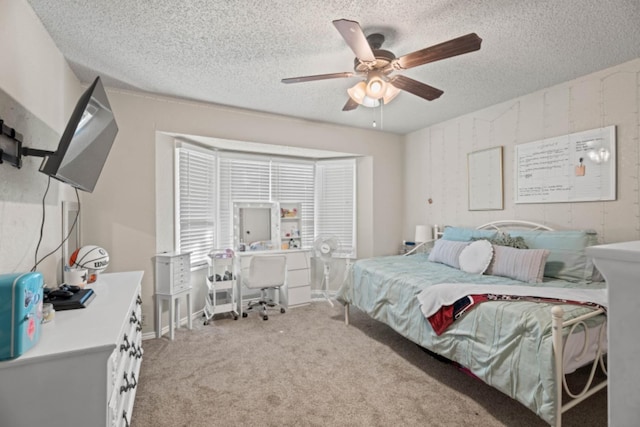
[441, 226, 498, 242]
[507, 229, 598, 282]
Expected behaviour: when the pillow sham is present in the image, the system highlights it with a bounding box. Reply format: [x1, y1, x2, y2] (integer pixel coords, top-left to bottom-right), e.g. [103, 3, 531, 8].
[485, 245, 550, 283]
[458, 240, 493, 274]
[441, 226, 497, 242]
[507, 229, 598, 282]
[428, 239, 469, 269]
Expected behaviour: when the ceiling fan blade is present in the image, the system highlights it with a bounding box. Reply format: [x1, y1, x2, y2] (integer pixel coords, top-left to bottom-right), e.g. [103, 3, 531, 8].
[390, 75, 443, 101]
[342, 98, 359, 111]
[332, 19, 376, 62]
[395, 33, 482, 70]
[281, 72, 354, 84]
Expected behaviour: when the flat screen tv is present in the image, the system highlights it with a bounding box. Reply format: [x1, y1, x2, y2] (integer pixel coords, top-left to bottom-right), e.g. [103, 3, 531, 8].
[38, 76, 118, 192]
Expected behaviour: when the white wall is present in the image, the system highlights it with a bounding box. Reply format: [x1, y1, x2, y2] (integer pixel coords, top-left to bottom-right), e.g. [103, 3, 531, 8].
[403, 58, 640, 244]
[81, 89, 404, 333]
[0, 0, 82, 285]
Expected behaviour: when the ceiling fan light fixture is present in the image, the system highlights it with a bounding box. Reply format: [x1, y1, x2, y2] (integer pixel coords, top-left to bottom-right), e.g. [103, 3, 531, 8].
[382, 84, 401, 104]
[347, 81, 380, 108]
[365, 72, 386, 99]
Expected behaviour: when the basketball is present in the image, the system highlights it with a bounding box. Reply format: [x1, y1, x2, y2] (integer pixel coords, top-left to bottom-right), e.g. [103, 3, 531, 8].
[69, 245, 110, 273]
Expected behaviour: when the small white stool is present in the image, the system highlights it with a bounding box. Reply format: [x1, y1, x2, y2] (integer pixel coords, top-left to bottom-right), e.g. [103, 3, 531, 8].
[155, 288, 192, 340]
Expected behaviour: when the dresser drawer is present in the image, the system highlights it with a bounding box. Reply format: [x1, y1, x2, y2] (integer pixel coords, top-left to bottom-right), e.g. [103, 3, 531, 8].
[287, 268, 309, 288]
[286, 251, 309, 270]
[288, 285, 310, 307]
[155, 253, 192, 294]
[172, 271, 191, 292]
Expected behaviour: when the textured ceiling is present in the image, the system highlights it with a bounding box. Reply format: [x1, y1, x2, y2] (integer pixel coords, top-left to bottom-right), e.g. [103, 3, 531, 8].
[25, 0, 640, 135]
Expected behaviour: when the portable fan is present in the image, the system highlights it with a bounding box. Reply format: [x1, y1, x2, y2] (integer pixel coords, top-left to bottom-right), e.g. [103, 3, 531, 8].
[313, 235, 340, 306]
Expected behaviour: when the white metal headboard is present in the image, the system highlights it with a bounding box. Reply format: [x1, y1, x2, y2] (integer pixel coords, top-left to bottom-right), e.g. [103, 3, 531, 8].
[475, 220, 554, 232]
[404, 220, 554, 256]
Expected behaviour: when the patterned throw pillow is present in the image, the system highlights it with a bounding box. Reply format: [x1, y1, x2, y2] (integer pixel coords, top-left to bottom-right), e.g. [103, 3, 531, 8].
[473, 232, 528, 249]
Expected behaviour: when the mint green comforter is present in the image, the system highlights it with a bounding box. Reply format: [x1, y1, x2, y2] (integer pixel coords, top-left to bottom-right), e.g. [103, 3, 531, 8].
[335, 254, 606, 425]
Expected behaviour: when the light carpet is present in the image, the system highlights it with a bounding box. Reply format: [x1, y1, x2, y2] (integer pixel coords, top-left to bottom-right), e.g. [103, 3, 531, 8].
[131, 301, 606, 427]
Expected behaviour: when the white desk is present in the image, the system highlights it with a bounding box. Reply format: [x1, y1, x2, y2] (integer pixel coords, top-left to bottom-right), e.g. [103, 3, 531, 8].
[586, 241, 640, 427]
[237, 249, 311, 316]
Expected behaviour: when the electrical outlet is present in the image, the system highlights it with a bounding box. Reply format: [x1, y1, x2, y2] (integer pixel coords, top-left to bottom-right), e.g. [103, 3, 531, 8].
[141, 313, 147, 327]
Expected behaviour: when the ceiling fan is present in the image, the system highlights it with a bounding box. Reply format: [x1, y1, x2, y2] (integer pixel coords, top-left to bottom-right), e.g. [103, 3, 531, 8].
[282, 19, 482, 111]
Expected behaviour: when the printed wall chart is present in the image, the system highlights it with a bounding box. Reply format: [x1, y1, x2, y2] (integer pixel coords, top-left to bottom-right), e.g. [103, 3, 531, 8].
[515, 126, 616, 203]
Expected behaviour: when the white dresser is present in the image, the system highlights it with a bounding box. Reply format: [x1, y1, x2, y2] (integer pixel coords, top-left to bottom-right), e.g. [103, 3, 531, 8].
[587, 242, 640, 427]
[0, 271, 144, 427]
[239, 249, 311, 311]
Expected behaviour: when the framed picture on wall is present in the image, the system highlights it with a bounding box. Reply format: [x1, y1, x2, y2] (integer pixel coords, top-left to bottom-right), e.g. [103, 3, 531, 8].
[467, 146, 504, 211]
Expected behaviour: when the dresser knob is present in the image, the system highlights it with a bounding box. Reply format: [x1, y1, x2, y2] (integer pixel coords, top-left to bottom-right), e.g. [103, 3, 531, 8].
[120, 373, 130, 394]
[129, 373, 137, 390]
[120, 334, 130, 352]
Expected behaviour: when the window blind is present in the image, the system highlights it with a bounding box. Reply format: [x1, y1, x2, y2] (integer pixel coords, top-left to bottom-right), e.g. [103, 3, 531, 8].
[315, 159, 356, 258]
[218, 154, 271, 249]
[271, 159, 315, 249]
[176, 142, 357, 266]
[177, 146, 216, 266]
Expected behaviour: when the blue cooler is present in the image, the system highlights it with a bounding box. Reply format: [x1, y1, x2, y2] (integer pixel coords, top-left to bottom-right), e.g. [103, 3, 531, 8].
[0, 272, 43, 360]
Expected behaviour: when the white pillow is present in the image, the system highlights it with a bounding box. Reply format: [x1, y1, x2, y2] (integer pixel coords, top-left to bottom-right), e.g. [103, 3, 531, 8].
[458, 240, 493, 274]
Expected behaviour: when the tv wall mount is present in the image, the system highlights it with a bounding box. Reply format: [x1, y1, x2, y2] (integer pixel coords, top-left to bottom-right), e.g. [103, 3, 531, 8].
[0, 117, 54, 169]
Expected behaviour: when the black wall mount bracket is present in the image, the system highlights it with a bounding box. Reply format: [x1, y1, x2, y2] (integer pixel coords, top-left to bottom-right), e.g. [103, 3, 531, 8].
[0, 117, 24, 168]
[0, 117, 54, 168]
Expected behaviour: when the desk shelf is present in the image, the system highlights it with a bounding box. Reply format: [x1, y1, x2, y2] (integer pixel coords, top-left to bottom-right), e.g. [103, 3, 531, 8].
[280, 202, 302, 250]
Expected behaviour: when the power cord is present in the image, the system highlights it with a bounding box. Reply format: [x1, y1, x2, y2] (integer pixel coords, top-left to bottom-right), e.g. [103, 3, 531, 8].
[31, 178, 81, 272]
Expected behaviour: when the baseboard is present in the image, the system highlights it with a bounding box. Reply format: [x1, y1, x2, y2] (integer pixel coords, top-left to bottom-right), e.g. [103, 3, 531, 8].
[311, 290, 337, 300]
[142, 296, 336, 341]
[142, 308, 206, 341]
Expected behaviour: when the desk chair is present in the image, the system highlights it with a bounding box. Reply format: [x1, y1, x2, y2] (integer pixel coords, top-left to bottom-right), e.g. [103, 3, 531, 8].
[242, 255, 287, 320]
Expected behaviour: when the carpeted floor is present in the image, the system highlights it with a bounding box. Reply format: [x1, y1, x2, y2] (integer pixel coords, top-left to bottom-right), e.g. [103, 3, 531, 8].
[131, 301, 606, 427]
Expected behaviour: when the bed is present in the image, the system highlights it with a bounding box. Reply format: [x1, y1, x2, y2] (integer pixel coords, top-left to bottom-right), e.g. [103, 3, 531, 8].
[336, 221, 607, 427]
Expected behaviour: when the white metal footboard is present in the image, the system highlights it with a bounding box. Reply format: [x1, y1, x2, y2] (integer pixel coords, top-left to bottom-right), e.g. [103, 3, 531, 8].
[343, 302, 608, 426]
[551, 306, 608, 427]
